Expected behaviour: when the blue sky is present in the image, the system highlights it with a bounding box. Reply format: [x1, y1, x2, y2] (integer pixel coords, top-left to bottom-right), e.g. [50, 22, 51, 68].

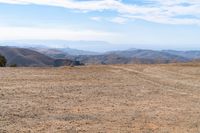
[0, 0, 200, 50]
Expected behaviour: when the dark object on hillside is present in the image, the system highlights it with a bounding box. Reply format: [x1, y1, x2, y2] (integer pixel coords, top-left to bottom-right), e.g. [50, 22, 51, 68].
[0, 54, 7, 67]
[10, 64, 17, 67]
[54, 59, 84, 67]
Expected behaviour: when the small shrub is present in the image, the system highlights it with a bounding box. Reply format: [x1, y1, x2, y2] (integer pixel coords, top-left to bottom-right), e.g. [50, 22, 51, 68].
[0, 54, 7, 67]
[10, 64, 17, 67]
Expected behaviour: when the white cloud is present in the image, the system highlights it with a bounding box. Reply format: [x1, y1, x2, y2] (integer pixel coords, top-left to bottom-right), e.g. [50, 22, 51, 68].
[0, 26, 119, 42]
[90, 16, 102, 22]
[0, 0, 200, 25]
[110, 17, 127, 24]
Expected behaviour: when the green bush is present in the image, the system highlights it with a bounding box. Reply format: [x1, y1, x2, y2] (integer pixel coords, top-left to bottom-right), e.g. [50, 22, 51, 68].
[0, 54, 7, 67]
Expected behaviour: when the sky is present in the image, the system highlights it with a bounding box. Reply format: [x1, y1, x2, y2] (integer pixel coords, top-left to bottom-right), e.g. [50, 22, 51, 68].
[0, 0, 200, 50]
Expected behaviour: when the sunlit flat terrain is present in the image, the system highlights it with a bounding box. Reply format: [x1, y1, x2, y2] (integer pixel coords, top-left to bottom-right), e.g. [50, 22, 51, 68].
[0, 64, 200, 133]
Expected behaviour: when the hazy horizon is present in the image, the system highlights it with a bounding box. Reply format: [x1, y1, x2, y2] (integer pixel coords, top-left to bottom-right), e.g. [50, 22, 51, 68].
[0, 39, 200, 52]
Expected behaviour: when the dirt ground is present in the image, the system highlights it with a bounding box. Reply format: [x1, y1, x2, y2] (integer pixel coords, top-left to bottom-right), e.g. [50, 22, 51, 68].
[0, 63, 200, 133]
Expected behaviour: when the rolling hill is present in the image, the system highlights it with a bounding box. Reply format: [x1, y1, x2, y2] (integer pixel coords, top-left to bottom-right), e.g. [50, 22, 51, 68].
[0, 46, 82, 67]
[162, 50, 200, 59]
[73, 49, 191, 65]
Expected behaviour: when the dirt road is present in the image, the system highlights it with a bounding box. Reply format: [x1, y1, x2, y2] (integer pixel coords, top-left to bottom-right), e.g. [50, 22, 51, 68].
[0, 64, 200, 132]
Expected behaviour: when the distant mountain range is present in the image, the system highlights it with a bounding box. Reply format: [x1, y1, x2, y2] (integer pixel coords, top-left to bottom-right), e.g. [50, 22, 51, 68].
[72, 50, 190, 65]
[30, 47, 99, 59]
[1, 45, 200, 67]
[30, 47, 200, 65]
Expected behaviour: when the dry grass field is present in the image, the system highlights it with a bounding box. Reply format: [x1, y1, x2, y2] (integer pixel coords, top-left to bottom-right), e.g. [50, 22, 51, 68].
[0, 63, 200, 133]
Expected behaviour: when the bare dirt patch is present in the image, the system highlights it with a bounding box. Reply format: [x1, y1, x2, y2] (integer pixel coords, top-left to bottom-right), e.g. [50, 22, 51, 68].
[0, 64, 200, 132]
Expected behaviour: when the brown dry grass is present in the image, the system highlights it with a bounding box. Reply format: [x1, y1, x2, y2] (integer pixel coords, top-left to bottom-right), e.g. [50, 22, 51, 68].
[0, 64, 200, 133]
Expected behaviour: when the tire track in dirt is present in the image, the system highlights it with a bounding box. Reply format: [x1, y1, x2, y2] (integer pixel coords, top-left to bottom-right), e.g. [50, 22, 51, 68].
[109, 65, 200, 97]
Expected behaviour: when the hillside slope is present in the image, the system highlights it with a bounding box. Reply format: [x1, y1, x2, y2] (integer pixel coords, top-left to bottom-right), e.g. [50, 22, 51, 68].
[163, 50, 200, 59]
[74, 50, 190, 65]
[0, 46, 82, 67]
[108, 49, 190, 61]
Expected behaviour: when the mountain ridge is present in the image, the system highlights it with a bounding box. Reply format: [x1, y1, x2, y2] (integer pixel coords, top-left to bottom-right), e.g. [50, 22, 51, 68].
[1, 46, 200, 66]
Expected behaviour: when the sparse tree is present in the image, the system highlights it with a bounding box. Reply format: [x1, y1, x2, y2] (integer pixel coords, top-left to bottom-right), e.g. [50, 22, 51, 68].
[0, 54, 7, 67]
